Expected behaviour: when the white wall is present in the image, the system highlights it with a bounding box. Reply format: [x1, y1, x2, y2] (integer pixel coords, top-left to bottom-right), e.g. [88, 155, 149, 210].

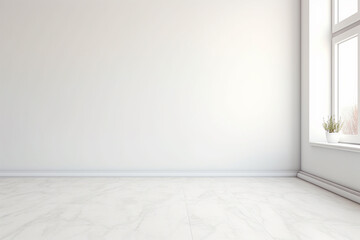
[301, 0, 360, 191]
[0, 0, 300, 172]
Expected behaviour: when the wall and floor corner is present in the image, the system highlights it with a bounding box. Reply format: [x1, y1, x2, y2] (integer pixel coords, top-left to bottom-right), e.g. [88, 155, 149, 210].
[0, 0, 300, 176]
[300, 0, 360, 193]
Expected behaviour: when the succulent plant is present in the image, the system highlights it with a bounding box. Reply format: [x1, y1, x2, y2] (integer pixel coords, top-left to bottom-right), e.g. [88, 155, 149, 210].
[322, 116, 344, 133]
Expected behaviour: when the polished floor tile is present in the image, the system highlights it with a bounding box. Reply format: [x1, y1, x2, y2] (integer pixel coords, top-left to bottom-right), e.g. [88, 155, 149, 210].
[0, 177, 359, 240]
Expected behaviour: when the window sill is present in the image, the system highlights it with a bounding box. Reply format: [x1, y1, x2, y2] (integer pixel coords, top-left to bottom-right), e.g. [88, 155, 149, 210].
[310, 142, 360, 153]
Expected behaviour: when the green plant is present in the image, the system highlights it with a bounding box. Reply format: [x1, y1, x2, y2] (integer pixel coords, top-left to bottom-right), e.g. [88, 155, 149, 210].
[322, 116, 344, 133]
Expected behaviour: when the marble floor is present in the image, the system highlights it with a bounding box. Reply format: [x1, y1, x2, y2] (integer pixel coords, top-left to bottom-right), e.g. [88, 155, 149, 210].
[0, 177, 360, 240]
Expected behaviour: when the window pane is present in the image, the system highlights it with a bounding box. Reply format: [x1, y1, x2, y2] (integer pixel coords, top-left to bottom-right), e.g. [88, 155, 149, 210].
[338, 0, 358, 22]
[338, 36, 358, 135]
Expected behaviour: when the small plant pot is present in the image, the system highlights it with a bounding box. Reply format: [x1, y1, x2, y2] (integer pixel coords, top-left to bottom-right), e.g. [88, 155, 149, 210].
[326, 132, 340, 143]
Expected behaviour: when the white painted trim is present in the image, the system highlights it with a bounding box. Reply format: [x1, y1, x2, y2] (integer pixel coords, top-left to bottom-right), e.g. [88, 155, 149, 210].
[310, 141, 360, 153]
[0, 171, 298, 177]
[333, 13, 360, 33]
[297, 171, 360, 204]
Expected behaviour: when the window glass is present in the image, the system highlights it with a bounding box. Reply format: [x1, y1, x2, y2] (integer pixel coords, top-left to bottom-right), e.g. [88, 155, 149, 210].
[338, 36, 358, 135]
[338, 0, 358, 22]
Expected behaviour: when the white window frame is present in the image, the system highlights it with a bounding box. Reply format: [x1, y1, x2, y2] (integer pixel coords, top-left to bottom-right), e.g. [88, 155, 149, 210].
[332, 23, 360, 144]
[332, 0, 360, 33]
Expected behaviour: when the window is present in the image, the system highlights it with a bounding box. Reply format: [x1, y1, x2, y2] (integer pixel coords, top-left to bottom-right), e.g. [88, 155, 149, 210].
[332, 1, 360, 144]
[333, 0, 360, 32]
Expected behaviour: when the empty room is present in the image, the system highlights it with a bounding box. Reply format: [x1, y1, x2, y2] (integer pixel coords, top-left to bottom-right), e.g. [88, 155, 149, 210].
[1, 0, 360, 239]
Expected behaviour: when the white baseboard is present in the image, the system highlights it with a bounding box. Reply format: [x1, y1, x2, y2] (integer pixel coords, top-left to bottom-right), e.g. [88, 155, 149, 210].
[297, 171, 360, 204]
[0, 170, 298, 177]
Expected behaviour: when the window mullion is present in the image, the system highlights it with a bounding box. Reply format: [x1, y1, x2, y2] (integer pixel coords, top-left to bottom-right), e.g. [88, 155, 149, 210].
[358, 31, 360, 141]
[332, 38, 338, 119]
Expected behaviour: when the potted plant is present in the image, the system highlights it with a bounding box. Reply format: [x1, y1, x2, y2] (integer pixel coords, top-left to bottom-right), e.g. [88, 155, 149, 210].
[322, 116, 344, 143]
